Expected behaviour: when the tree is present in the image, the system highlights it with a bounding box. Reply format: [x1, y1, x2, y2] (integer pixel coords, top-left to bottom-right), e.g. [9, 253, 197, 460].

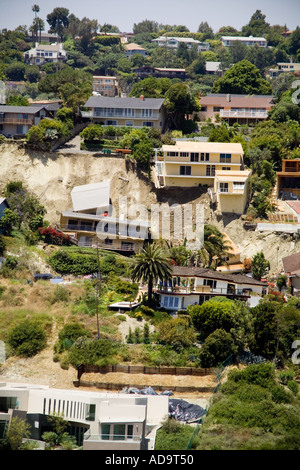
[251, 251, 270, 280]
[157, 317, 196, 352]
[0, 208, 20, 235]
[5, 416, 31, 450]
[47, 7, 70, 41]
[198, 328, 237, 367]
[197, 21, 214, 39]
[287, 27, 300, 56]
[188, 298, 238, 340]
[164, 82, 200, 131]
[212, 60, 272, 95]
[131, 242, 172, 307]
[199, 224, 231, 268]
[133, 20, 159, 35]
[241, 10, 270, 37]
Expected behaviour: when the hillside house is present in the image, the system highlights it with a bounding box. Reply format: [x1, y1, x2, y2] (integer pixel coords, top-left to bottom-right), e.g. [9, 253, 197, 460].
[155, 265, 267, 310]
[24, 43, 68, 66]
[152, 36, 210, 52]
[134, 66, 187, 79]
[0, 197, 9, 234]
[198, 93, 274, 124]
[282, 252, 300, 296]
[268, 62, 300, 78]
[221, 35, 267, 47]
[59, 181, 150, 254]
[82, 95, 167, 131]
[213, 169, 252, 215]
[124, 43, 146, 59]
[215, 233, 245, 273]
[92, 76, 118, 97]
[277, 159, 300, 199]
[0, 382, 168, 449]
[0, 105, 48, 137]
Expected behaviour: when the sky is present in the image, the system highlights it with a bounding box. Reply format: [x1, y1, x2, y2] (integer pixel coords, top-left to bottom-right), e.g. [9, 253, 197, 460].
[0, 0, 299, 33]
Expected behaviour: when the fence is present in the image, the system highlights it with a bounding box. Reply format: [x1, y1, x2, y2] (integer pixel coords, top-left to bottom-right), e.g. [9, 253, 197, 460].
[185, 355, 234, 450]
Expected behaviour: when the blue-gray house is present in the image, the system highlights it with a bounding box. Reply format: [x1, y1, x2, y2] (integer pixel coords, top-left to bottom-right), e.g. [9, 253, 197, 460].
[0, 197, 9, 233]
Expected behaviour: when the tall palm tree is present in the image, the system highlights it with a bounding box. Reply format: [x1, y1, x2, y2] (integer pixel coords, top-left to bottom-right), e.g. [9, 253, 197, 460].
[131, 242, 173, 307]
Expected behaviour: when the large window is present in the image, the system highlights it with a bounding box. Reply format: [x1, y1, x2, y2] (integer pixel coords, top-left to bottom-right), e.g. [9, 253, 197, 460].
[163, 296, 179, 308]
[86, 404, 96, 421]
[219, 182, 229, 193]
[180, 166, 191, 175]
[190, 152, 199, 162]
[220, 154, 231, 163]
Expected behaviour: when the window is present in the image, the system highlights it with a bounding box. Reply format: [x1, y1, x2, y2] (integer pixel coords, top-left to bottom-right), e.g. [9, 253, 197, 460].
[163, 296, 179, 308]
[190, 152, 199, 162]
[200, 106, 207, 112]
[105, 238, 113, 245]
[222, 167, 231, 171]
[206, 165, 215, 176]
[142, 121, 154, 127]
[106, 120, 117, 126]
[113, 424, 126, 440]
[86, 404, 96, 421]
[233, 182, 245, 190]
[125, 121, 134, 126]
[180, 152, 189, 157]
[204, 279, 217, 289]
[213, 106, 222, 112]
[167, 151, 178, 157]
[219, 182, 229, 193]
[101, 424, 110, 440]
[200, 153, 209, 161]
[180, 166, 191, 175]
[220, 153, 231, 163]
[142, 109, 152, 117]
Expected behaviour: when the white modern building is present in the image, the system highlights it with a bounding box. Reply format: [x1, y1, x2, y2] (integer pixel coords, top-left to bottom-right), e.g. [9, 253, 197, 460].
[0, 382, 169, 449]
[152, 36, 210, 51]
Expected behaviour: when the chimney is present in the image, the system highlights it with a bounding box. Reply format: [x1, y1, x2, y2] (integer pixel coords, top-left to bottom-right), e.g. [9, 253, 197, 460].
[139, 95, 145, 101]
[226, 94, 231, 102]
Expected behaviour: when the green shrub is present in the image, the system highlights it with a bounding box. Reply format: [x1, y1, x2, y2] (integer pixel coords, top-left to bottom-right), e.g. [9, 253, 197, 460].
[48, 250, 98, 275]
[287, 380, 299, 395]
[55, 322, 90, 353]
[8, 319, 47, 357]
[67, 337, 121, 367]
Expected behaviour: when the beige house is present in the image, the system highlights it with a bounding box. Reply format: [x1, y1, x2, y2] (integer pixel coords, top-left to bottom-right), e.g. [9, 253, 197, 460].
[277, 159, 300, 199]
[59, 181, 149, 253]
[155, 141, 245, 188]
[198, 93, 274, 124]
[82, 95, 167, 131]
[215, 233, 245, 273]
[213, 169, 251, 215]
[124, 43, 146, 59]
[92, 76, 118, 97]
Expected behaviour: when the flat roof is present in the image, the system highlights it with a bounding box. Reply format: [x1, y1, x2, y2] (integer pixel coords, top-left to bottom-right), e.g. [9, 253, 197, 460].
[84, 96, 164, 110]
[71, 181, 110, 212]
[215, 170, 251, 181]
[162, 141, 244, 154]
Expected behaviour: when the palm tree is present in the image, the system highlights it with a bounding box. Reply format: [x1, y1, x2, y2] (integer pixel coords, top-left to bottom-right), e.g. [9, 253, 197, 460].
[195, 224, 232, 268]
[131, 242, 173, 307]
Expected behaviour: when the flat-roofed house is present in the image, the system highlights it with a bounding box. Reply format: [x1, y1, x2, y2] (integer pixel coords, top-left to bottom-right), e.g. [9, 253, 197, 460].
[277, 159, 300, 199]
[59, 181, 150, 253]
[155, 141, 245, 189]
[198, 93, 274, 124]
[0, 104, 48, 137]
[221, 35, 267, 47]
[152, 36, 210, 52]
[0, 382, 169, 450]
[82, 95, 167, 131]
[213, 169, 251, 214]
[92, 76, 118, 97]
[155, 265, 267, 310]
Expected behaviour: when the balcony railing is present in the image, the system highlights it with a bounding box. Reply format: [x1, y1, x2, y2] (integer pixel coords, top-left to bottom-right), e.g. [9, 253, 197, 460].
[218, 188, 245, 194]
[156, 285, 250, 296]
[84, 432, 142, 443]
[220, 110, 268, 119]
[0, 118, 34, 125]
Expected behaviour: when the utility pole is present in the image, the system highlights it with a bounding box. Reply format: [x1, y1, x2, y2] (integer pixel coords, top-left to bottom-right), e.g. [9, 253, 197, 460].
[95, 242, 101, 339]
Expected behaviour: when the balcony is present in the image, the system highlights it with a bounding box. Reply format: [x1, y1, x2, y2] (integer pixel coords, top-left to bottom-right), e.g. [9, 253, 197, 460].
[218, 188, 245, 194]
[220, 110, 268, 119]
[156, 284, 250, 297]
[0, 118, 34, 125]
[83, 431, 142, 450]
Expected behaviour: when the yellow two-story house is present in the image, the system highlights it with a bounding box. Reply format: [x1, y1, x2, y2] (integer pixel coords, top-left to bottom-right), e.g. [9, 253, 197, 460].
[154, 141, 250, 214]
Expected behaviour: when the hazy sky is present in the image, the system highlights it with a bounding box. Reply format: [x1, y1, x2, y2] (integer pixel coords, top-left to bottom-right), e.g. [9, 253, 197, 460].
[0, 0, 299, 33]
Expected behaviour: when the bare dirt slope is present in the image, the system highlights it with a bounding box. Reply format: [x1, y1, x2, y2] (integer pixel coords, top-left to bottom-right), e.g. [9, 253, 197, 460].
[1, 142, 299, 274]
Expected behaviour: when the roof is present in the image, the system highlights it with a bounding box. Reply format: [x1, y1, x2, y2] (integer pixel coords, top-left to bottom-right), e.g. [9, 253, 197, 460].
[153, 36, 201, 44]
[0, 105, 46, 114]
[124, 43, 146, 51]
[0, 197, 8, 206]
[162, 141, 244, 155]
[71, 181, 111, 212]
[84, 96, 165, 110]
[282, 252, 300, 275]
[285, 201, 300, 215]
[155, 68, 186, 72]
[215, 170, 251, 182]
[205, 62, 221, 72]
[171, 266, 266, 285]
[221, 36, 267, 42]
[62, 210, 149, 226]
[199, 93, 274, 108]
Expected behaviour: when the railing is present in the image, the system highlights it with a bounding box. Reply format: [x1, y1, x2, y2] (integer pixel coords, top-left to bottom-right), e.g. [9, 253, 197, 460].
[218, 188, 245, 194]
[220, 110, 268, 119]
[0, 118, 34, 125]
[66, 224, 96, 232]
[84, 431, 141, 443]
[156, 285, 250, 296]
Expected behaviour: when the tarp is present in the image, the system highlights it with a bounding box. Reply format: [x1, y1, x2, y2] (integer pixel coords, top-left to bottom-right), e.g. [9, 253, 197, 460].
[169, 399, 205, 422]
